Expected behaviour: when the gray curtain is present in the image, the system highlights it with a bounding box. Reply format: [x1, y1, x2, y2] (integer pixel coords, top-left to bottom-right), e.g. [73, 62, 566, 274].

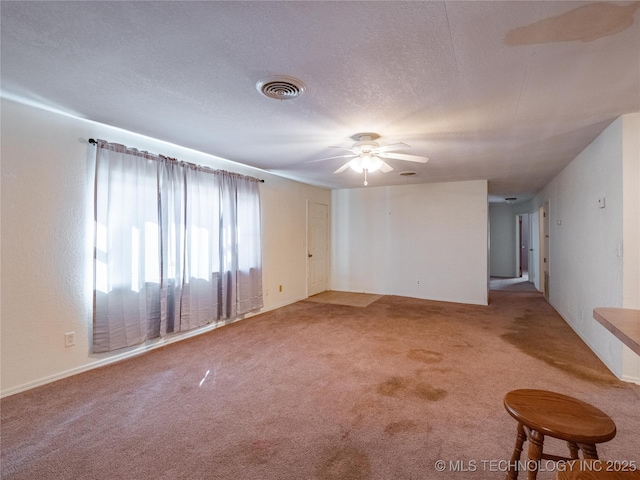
[93, 140, 263, 353]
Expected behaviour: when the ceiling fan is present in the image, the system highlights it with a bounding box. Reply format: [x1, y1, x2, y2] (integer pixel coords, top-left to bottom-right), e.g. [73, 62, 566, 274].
[309, 133, 429, 185]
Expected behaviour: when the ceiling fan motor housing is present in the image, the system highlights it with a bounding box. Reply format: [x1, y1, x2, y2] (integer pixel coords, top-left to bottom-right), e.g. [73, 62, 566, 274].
[353, 140, 380, 155]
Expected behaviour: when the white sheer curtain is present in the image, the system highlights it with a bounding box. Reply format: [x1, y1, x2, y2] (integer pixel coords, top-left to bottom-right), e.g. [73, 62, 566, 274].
[235, 175, 263, 314]
[93, 140, 263, 353]
[218, 172, 263, 318]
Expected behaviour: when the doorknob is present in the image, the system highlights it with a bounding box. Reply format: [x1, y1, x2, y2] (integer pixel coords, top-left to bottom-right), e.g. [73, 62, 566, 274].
[308, 253, 313, 258]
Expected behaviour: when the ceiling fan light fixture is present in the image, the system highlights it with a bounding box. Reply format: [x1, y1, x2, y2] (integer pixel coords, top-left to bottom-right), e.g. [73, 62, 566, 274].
[360, 153, 383, 172]
[348, 153, 383, 174]
[349, 159, 364, 173]
[310, 133, 429, 186]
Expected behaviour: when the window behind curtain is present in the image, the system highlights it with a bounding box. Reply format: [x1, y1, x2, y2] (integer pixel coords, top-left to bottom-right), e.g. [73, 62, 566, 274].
[93, 140, 263, 353]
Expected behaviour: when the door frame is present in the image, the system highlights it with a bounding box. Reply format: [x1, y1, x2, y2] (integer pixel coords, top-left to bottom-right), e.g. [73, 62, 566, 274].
[515, 213, 530, 278]
[540, 201, 550, 300]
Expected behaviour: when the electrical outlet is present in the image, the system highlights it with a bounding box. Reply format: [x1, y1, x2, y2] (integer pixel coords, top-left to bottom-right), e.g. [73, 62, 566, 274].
[65, 332, 75, 347]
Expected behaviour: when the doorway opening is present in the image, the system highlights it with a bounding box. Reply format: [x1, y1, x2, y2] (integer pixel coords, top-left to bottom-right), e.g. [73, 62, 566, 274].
[490, 212, 538, 293]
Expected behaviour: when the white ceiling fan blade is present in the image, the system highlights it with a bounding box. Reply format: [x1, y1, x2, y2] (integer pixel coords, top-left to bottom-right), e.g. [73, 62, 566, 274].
[376, 142, 411, 153]
[306, 153, 357, 163]
[379, 161, 393, 173]
[379, 152, 429, 163]
[334, 162, 352, 174]
[329, 145, 355, 151]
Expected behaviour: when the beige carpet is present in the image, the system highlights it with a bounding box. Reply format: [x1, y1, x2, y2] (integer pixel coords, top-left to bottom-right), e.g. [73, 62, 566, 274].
[490, 276, 538, 292]
[305, 290, 384, 308]
[2, 291, 639, 480]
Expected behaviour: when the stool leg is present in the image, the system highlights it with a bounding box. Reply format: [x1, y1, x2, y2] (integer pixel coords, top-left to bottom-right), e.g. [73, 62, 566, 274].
[506, 423, 527, 480]
[526, 429, 544, 480]
[567, 442, 580, 460]
[578, 443, 599, 460]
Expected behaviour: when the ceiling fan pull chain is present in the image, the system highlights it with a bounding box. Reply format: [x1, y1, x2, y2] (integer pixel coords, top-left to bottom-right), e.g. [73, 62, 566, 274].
[364, 169, 368, 186]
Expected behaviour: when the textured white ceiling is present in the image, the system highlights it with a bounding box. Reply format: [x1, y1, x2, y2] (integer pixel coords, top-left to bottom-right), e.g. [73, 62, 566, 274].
[2, 1, 639, 201]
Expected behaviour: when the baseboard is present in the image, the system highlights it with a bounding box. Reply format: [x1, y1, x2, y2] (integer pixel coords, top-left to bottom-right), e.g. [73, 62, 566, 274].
[552, 305, 626, 382]
[620, 373, 640, 385]
[1, 344, 165, 398]
[1, 297, 307, 399]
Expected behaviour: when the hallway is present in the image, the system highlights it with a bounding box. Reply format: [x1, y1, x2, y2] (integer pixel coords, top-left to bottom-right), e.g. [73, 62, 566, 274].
[490, 272, 537, 292]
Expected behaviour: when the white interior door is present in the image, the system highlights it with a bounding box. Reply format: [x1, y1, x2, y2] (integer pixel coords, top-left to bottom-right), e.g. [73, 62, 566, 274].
[307, 201, 328, 296]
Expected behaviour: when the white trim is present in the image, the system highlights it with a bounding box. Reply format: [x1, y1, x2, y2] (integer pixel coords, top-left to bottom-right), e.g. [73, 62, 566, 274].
[620, 373, 640, 385]
[0, 299, 303, 398]
[552, 306, 633, 383]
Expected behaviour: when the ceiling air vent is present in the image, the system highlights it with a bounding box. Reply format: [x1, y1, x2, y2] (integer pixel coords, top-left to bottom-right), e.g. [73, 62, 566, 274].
[256, 76, 306, 100]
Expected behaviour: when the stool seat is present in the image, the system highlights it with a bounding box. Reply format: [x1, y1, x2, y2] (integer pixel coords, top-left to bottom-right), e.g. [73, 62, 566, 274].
[504, 389, 617, 480]
[504, 389, 617, 444]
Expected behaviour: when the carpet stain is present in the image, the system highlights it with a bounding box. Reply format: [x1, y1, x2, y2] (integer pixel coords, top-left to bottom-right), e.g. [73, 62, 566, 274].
[377, 377, 447, 401]
[377, 376, 409, 396]
[350, 396, 386, 423]
[407, 349, 443, 363]
[318, 446, 371, 480]
[501, 314, 619, 385]
[251, 439, 271, 450]
[414, 382, 447, 401]
[340, 426, 353, 439]
[384, 420, 417, 436]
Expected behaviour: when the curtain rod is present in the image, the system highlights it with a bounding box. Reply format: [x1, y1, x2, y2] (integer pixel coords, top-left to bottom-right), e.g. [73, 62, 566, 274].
[88, 138, 264, 183]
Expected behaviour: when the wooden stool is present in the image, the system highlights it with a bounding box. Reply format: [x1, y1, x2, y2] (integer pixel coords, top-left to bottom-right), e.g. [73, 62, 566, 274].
[504, 389, 617, 480]
[556, 460, 640, 479]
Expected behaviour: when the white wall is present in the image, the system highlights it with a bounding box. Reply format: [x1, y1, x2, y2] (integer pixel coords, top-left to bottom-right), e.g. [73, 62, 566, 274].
[622, 114, 640, 309]
[331, 180, 488, 305]
[529, 114, 640, 382]
[489, 204, 517, 277]
[261, 177, 330, 309]
[0, 99, 330, 396]
[621, 113, 640, 380]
